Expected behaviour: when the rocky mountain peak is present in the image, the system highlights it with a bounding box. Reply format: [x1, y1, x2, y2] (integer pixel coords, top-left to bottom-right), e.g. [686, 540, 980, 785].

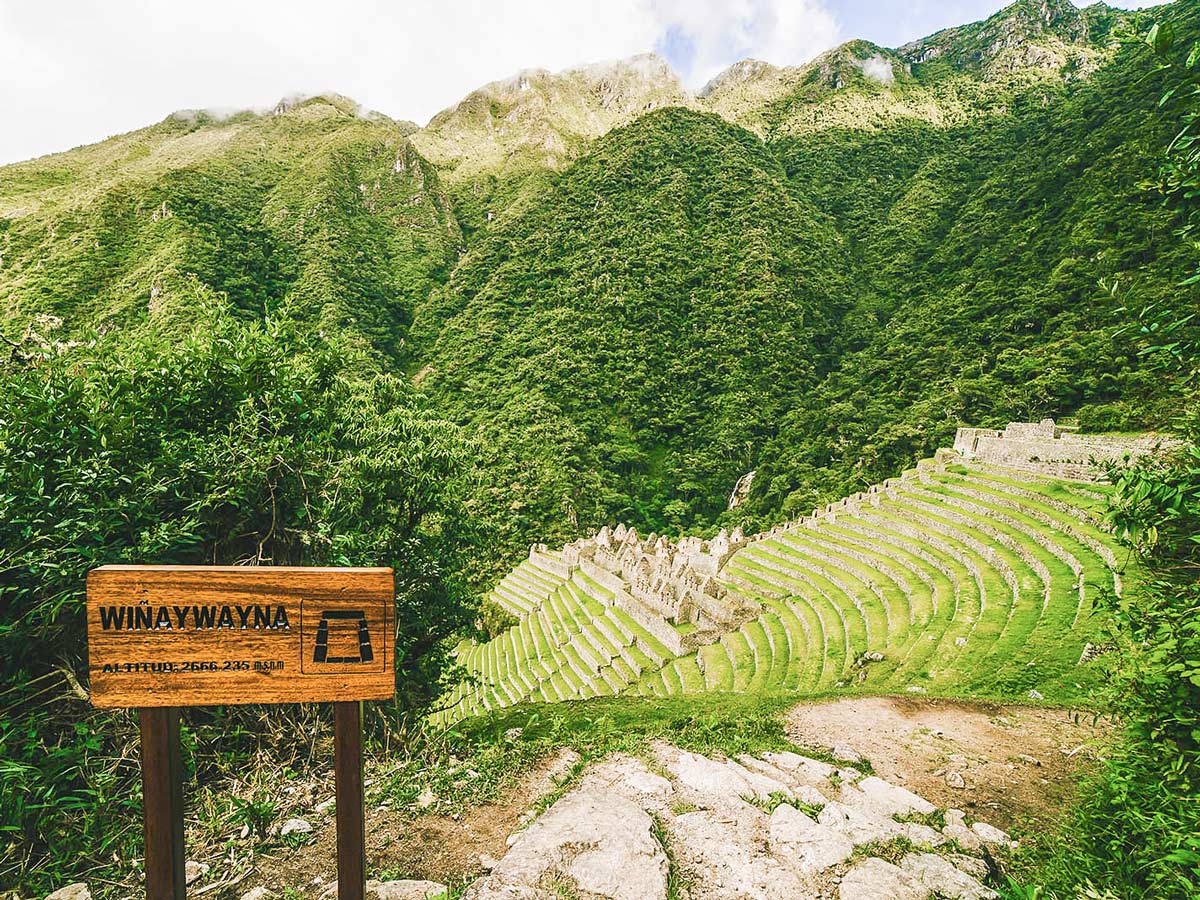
[1002, 0, 1089, 39]
[413, 53, 692, 177]
[698, 59, 778, 99]
[574, 52, 681, 88]
[269, 92, 396, 122]
[898, 0, 1107, 74]
[805, 40, 909, 89]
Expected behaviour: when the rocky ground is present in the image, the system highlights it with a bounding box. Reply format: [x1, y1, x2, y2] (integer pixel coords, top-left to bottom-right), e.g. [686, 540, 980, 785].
[787, 696, 1110, 832]
[461, 741, 1010, 900]
[41, 697, 1108, 900]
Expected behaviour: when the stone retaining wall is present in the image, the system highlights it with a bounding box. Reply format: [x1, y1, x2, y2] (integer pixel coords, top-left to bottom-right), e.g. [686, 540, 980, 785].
[953, 419, 1182, 480]
[529, 546, 575, 579]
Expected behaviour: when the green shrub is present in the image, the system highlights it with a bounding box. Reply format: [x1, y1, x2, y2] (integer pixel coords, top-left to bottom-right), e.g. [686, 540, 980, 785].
[0, 287, 477, 893]
[1011, 18, 1200, 898]
[479, 598, 519, 639]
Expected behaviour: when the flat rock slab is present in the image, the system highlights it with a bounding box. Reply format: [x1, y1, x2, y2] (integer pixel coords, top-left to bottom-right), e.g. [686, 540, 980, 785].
[44, 886, 90, 900]
[901, 854, 999, 900]
[855, 776, 936, 817]
[768, 803, 853, 874]
[671, 809, 808, 900]
[464, 770, 668, 900]
[840, 858, 930, 900]
[366, 880, 449, 900]
[659, 746, 763, 809]
[463, 744, 1010, 900]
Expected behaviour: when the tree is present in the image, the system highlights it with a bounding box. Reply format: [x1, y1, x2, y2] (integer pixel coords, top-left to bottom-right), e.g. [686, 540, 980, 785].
[0, 284, 477, 890]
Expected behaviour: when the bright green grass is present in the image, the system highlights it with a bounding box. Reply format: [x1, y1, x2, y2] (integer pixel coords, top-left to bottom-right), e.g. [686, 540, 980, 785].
[774, 535, 899, 646]
[699, 642, 735, 691]
[439, 469, 1125, 726]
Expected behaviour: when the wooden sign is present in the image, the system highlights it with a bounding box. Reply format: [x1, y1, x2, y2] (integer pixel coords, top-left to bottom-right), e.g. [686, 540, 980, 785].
[87, 565, 394, 900]
[87, 566, 394, 708]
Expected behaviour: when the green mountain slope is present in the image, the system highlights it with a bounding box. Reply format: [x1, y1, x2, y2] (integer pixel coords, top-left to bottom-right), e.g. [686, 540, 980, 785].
[748, 18, 1193, 518]
[0, 0, 1194, 579]
[404, 0, 1197, 560]
[410, 53, 692, 239]
[410, 108, 853, 569]
[0, 95, 459, 359]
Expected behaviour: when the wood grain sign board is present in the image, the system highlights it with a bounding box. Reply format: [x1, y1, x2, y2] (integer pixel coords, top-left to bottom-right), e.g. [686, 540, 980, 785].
[87, 566, 395, 708]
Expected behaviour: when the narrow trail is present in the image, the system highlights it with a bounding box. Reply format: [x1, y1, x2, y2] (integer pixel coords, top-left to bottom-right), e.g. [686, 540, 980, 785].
[786, 696, 1111, 832]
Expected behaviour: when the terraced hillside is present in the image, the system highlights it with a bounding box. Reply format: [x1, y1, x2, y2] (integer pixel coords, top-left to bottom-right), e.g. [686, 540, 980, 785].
[436, 450, 1125, 725]
[674, 460, 1119, 703]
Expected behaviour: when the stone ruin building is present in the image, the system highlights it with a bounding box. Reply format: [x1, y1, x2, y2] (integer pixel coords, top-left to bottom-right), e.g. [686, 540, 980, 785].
[512, 420, 1182, 657]
[526, 524, 762, 655]
[953, 418, 1181, 480]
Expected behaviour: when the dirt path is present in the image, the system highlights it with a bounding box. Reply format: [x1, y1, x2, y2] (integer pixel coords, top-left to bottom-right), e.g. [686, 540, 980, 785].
[786, 696, 1112, 833]
[244, 748, 579, 897]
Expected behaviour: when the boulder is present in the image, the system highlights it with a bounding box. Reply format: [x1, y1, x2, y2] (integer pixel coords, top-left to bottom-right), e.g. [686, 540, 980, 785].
[670, 808, 807, 900]
[239, 889, 273, 900]
[280, 817, 314, 836]
[185, 860, 210, 884]
[583, 755, 674, 802]
[44, 885, 90, 900]
[662, 748, 759, 808]
[901, 853, 998, 900]
[768, 803, 853, 874]
[366, 879, 449, 900]
[950, 854, 990, 880]
[896, 821, 947, 847]
[839, 858, 930, 900]
[734, 754, 798, 785]
[942, 822, 983, 851]
[817, 801, 897, 846]
[614, 767, 673, 798]
[464, 786, 667, 900]
[854, 776, 936, 816]
[762, 751, 836, 784]
[971, 821, 1012, 845]
[724, 759, 793, 800]
[832, 743, 864, 763]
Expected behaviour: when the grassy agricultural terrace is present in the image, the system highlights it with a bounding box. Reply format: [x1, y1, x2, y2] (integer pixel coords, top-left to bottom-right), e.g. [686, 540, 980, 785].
[435, 457, 1123, 725]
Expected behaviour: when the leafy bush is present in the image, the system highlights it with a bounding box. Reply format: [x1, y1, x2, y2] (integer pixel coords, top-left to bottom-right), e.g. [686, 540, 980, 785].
[1011, 18, 1200, 898]
[0, 286, 477, 893]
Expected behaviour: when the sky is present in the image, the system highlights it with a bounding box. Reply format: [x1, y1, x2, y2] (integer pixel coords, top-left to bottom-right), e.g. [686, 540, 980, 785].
[0, 0, 1167, 166]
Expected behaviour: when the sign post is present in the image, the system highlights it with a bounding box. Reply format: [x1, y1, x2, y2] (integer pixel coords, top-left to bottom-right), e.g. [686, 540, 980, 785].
[335, 702, 365, 900]
[87, 566, 395, 900]
[139, 708, 185, 899]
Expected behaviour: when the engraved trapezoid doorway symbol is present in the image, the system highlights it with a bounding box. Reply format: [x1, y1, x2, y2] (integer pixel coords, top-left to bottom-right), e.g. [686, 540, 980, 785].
[312, 610, 374, 664]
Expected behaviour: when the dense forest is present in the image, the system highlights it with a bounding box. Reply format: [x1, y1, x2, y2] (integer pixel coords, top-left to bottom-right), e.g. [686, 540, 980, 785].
[2, 0, 1199, 896]
[4, 2, 1196, 576]
[409, 0, 1199, 578]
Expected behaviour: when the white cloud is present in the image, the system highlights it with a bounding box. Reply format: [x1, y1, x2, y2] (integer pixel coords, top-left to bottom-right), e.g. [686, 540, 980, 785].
[859, 54, 895, 84]
[0, 0, 656, 165]
[649, 0, 841, 87]
[0, 0, 849, 166]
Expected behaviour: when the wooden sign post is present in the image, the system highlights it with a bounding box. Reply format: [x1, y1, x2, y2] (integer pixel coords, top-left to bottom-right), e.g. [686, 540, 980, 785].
[87, 566, 395, 900]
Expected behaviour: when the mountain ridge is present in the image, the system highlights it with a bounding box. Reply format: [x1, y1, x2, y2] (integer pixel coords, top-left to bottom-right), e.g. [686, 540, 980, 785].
[0, 0, 1140, 183]
[0, 0, 1193, 575]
